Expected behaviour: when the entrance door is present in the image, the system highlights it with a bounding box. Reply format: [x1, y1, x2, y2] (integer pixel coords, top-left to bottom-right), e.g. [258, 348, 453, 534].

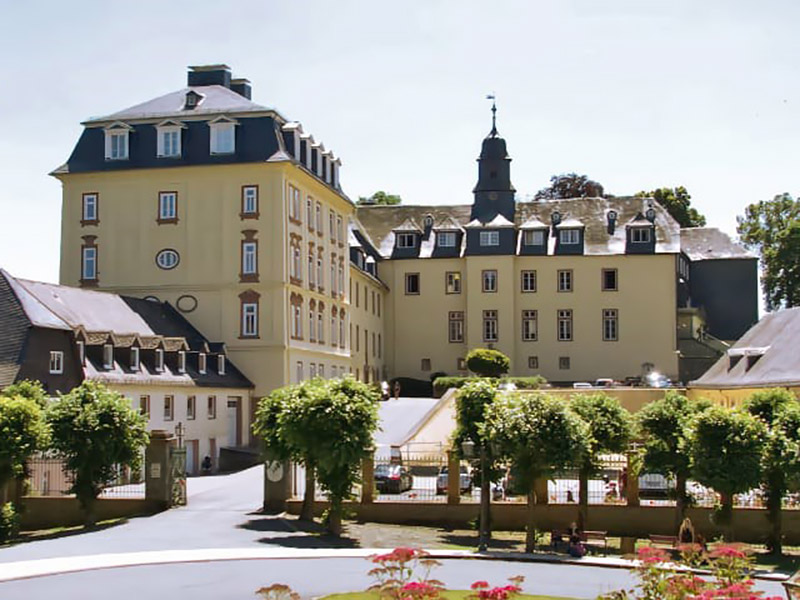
[227, 397, 241, 447]
[186, 440, 198, 475]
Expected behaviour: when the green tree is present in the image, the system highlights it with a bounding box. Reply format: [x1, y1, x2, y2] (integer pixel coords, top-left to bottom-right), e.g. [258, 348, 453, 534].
[0, 395, 49, 491]
[743, 389, 800, 554]
[688, 406, 765, 540]
[46, 381, 149, 526]
[737, 193, 800, 310]
[1, 380, 49, 409]
[635, 187, 706, 228]
[534, 173, 604, 200]
[357, 191, 402, 206]
[570, 393, 633, 530]
[636, 391, 711, 530]
[253, 377, 379, 535]
[465, 348, 510, 378]
[484, 392, 588, 551]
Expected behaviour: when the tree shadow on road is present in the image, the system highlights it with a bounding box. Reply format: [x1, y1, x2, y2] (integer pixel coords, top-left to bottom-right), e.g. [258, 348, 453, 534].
[439, 532, 522, 551]
[12, 517, 130, 546]
[238, 515, 360, 548]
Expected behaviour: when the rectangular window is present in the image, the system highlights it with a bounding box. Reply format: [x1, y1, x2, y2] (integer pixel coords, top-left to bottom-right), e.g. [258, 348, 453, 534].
[242, 186, 258, 216]
[421, 358, 431, 371]
[81, 247, 97, 281]
[106, 130, 129, 160]
[457, 358, 467, 370]
[339, 314, 345, 349]
[355, 325, 360, 352]
[602, 268, 618, 291]
[207, 395, 216, 419]
[337, 216, 343, 245]
[155, 348, 165, 372]
[310, 363, 317, 378]
[307, 198, 314, 230]
[559, 356, 571, 370]
[479, 230, 500, 246]
[317, 310, 324, 343]
[288, 185, 301, 222]
[315, 202, 323, 232]
[560, 229, 580, 245]
[482, 270, 498, 293]
[139, 395, 150, 417]
[82, 193, 98, 224]
[557, 269, 573, 292]
[355, 282, 360, 307]
[242, 242, 257, 275]
[405, 273, 420, 295]
[158, 128, 181, 158]
[103, 344, 113, 369]
[242, 303, 258, 337]
[329, 210, 336, 240]
[396, 232, 416, 248]
[603, 309, 619, 341]
[445, 272, 461, 294]
[198, 353, 207, 374]
[318, 364, 325, 378]
[217, 355, 226, 375]
[521, 270, 537, 293]
[77, 340, 85, 365]
[483, 310, 498, 342]
[178, 351, 186, 373]
[632, 227, 651, 243]
[210, 122, 235, 154]
[558, 309, 573, 341]
[296, 361, 304, 383]
[378, 333, 382, 358]
[522, 230, 545, 246]
[377, 294, 381, 317]
[158, 192, 178, 223]
[448, 311, 464, 343]
[522, 310, 538, 341]
[528, 356, 539, 369]
[332, 314, 338, 346]
[438, 232, 456, 247]
[49, 351, 64, 374]
[187, 395, 196, 420]
[164, 395, 174, 421]
[130, 347, 140, 370]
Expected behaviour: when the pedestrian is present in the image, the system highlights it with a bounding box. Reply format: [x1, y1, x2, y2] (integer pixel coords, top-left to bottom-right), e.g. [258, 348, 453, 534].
[201, 455, 212, 475]
[393, 381, 401, 400]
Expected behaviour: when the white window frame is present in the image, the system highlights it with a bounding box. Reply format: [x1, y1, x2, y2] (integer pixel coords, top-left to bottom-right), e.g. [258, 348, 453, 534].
[558, 309, 573, 341]
[559, 229, 580, 245]
[155, 348, 165, 372]
[317, 309, 325, 343]
[296, 361, 304, 383]
[198, 353, 207, 374]
[242, 242, 257, 275]
[157, 125, 182, 158]
[603, 309, 619, 341]
[445, 271, 461, 294]
[217, 355, 226, 375]
[207, 395, 217, 419]
[482, 270, 497, 293]
[156, 249, 179, 270]
[82, 247, 97, 281]
[479, 230, 500, 246]
[164, 395, 174, 421]
[396, 232, 416, 249]
[558, 270, 573, 293]
[405, 273, 420, 295]
[522, 310, 538, 341]
[523, 229, 545, 246]
[158, 192, 177, 221]
[104, 127, 130, 160]
[309, 307, 316, 342]
[315, 202, 323, 231]
[187, 395, 196, 420]
[209, 120, 236, 155]
[82, 193, 98, 222]
[448, 311, 464, 343]
[483, 310, 498, 342]
[631, 227, 652, 243]
[242, 303, 258, 337]
[103, 344, 114, 370]
[242, 186, 258, 215]
[438, 231, 457, 247]
[521, 270, 537, 293]
[306, 198, 314, 228]
[49, 351, 64, 375]
[310, 363, 317, 378]
[178, 350, 187, 374]
[131, 347, 140, 370]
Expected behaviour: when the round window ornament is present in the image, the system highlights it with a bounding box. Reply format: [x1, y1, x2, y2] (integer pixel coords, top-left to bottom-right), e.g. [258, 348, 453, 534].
[156, 249, 180, 270]
[176, 294, 198, 313]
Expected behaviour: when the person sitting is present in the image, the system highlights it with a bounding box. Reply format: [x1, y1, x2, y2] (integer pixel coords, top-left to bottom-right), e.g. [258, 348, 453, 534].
[201, 455, 212, 475]
[567, 531, 586, 557]
[678, 517, 696, 545]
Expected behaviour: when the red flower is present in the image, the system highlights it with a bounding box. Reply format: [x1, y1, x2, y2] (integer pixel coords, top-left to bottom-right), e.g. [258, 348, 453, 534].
[471, 581, 490, 590]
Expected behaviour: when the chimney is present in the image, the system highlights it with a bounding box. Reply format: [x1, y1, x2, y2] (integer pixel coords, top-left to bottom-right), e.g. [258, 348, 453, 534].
[187, 64, 232, 88]
[606, 210, 618, 235]
[230, 78, 252, 99]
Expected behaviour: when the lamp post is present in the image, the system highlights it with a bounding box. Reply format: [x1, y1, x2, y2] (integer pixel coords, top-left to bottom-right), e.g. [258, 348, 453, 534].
[174, 421, 185, 448]
[462, 439, 490, 552]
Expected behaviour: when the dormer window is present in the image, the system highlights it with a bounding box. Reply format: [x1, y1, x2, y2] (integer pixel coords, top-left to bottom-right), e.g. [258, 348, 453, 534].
[209, 117, 236, 155]
[631, 227, 651, 243]
[523, 230, 545, 246]
[155, 349, 165, 372]
[104, 123, 131, 160]
[103, 344, 114, 370]
[184, 91, 203, 110]
[217, 355, 226, 375]
[479, 231, 499, 246]
[199, 353, 207, 374]
[396, 232, 417, 248]
[559, 229, 580, 245]
[178, 351, 187, 374]
[76, 340, 85, 366]
[156, 122, 183, 158]
[49, 351, 64, 375]
[437, 232, 457, 247]
[131, 347, 140, 370]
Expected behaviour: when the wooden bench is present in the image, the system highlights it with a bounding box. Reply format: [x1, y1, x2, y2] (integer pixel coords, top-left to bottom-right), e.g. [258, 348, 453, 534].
[649, 534, 678, 548]
[550, 529, 607, 552]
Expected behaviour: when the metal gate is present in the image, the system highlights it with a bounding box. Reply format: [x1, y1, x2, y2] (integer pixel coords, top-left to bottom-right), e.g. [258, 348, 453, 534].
[170, 445, 187, 506]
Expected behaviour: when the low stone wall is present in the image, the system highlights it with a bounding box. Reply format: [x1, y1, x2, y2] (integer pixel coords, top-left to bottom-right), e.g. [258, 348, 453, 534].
[20, 496, 164, 530]
[286, 500, 800, 545]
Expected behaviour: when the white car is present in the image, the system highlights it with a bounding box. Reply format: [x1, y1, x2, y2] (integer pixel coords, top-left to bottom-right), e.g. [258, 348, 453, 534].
[436, 465, 471, 494]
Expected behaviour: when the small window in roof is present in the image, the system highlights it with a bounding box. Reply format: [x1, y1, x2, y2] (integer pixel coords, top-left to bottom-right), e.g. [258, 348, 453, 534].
[438, 232, 457, 247]
[396, 232, 416, 248]
[479, 231, 499, 246]
[559, 229, 580, 245]
[184, 91, 203, 110]
[523, 230, 545, 246]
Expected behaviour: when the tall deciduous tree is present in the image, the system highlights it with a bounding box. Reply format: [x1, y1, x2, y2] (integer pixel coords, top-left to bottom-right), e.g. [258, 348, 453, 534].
[534, 173, 604, 200]
[570, 393, 633, 530]
[635, 187, 706, 228]
[743, 389, 800, 554]
[637, 392, 711, 530]
[357, 191, 402, 206]
[0, 395, 49, 491]
[484, 392, 588, 552]
[1, 380, 49, 409]
[46, 382, 149, 526]
[688, 406, 765, 541]
[737, 193, 800, 310]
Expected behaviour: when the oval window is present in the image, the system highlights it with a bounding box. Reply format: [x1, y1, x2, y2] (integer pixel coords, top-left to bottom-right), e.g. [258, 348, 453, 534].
[156, 249, 180, 270]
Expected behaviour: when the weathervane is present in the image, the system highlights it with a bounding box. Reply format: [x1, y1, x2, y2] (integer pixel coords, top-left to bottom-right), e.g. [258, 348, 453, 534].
[486, 93, 497, 136]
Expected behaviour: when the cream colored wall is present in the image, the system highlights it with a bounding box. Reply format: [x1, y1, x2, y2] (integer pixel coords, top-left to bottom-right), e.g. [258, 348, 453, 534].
[348, 269, 387, 382]
[57, 162, 354, 398]
[687, 386, 800, 408]
[383, 253, 678, 383]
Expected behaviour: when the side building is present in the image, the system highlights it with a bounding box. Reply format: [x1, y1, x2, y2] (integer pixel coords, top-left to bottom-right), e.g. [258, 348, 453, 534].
[0, 269, 253, 473]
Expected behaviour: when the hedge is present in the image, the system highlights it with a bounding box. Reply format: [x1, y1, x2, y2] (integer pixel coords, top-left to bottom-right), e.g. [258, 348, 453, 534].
[432, 376, 547, 398]
[389, 377, 433, 398]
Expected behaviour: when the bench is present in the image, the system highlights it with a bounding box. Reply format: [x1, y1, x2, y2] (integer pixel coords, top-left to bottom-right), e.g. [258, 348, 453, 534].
[551, 529, 607, 552]
[649, 534, 678, 548]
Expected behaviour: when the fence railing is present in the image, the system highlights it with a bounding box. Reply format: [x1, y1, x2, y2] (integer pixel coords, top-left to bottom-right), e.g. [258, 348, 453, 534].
[25, 455, 145, 499]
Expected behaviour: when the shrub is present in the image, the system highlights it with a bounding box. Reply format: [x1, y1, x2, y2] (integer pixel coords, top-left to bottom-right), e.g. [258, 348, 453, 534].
[433, 376, 546, 398]
[465, 349, 510, 378]
[0, 502, 19, 542]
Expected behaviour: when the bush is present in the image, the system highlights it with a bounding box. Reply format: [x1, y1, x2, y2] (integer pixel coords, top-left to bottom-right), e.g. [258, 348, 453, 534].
[465, 349, 510, 377]
[389, 377, 433, 398]
[433, 376, 546, 398]
[0, 502, 19, 542]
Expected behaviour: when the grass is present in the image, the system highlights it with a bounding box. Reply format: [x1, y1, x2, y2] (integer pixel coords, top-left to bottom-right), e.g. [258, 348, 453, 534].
[321, 593, 574, 600]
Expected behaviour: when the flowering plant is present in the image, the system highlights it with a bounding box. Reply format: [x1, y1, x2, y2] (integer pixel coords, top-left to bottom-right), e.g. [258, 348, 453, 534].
[368, 547, 444, 599]
[468, 576, 525, 600]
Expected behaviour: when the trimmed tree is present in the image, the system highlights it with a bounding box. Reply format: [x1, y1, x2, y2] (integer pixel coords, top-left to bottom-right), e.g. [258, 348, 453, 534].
[570, 393, 633, 530]
[484, 392, 588, 552]
[1, 380, 49, 409]
[47, 381, 149, 526]
[465, 348, 510, 378]
[687, 406, 765, 541]
[0, 394, 49, 493]
[743, 388, 800, 554]
[636, 391, 711, 530]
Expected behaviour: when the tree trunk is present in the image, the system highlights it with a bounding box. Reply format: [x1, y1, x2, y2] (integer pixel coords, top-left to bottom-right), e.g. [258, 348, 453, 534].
[525, 482, 537, 553]
[578, 467, 589, 531]
[675, 472, 687, 533]
[327, 499, 342, 536]
[300, 465, 315, 522]
[719, 493, 734, 542]
[79, 494, 97, 528]
[765, 473, 784, 555]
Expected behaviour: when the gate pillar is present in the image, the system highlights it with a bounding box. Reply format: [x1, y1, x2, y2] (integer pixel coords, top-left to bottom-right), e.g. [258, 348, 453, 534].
[263, 459, 293, 512]
[145, 430, 175, 508]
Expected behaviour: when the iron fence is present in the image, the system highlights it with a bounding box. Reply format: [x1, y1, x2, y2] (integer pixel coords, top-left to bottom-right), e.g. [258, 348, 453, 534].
[25, 455, 145, 499]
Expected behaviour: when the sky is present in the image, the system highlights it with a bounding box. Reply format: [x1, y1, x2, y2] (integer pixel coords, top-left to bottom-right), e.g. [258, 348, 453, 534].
[1, 0, 798, 283]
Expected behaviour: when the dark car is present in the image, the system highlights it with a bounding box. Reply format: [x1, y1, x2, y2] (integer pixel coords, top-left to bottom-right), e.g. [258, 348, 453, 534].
[374, 464, 413, 494]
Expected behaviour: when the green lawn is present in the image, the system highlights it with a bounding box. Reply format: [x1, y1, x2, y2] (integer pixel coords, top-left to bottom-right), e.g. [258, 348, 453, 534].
[321, 593, 574, 600]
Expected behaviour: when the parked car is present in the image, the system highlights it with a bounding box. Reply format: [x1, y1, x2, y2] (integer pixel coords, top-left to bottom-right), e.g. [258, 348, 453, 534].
[573, 382, 593, 389]
[436, 465, 472, 494]
[374, 464, 413, 494]
[638, 473, 675, 499]
[593, 378, 616, 388]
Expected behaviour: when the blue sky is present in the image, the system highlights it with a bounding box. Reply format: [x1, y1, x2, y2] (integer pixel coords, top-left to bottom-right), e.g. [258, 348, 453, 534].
[1, 0, 798, 282]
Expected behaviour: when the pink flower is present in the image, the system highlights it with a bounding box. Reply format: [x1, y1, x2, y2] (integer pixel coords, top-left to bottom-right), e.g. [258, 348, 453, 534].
[471, 581, 490, 590]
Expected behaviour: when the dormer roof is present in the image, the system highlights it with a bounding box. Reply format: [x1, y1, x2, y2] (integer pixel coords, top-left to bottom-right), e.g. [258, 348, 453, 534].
[434, 216, 463, 231]
[393, 218, 422, 233]
[626, 212, 654, 227]
[555, 217, 585, 229]
[519, 216, 549, 230]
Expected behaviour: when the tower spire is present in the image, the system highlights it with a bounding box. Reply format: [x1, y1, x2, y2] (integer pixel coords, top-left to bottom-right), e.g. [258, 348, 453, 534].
[487, 94, 497, 136]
